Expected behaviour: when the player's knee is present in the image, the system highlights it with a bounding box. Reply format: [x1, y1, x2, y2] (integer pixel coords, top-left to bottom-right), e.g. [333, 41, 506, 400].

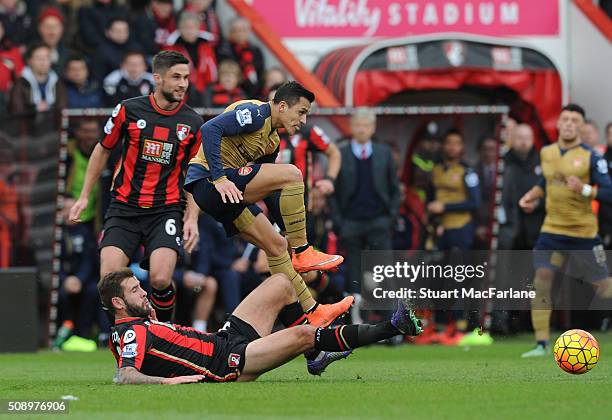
[205, 276, 218, 295]
[535, 268, 554, 283]
[282, 164, 303, 184]
[149, 273, 172, 290]
[594, 277, 612, 299]
[532, 270, 553, 308]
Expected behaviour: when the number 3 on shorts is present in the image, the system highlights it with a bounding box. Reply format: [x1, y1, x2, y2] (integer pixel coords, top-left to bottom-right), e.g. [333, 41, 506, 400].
[165, 219, 177, 236]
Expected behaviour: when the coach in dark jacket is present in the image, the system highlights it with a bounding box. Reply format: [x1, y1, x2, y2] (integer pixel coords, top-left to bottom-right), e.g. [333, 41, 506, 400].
[499, 123, 544, 250]
[331, 107, 400, 316]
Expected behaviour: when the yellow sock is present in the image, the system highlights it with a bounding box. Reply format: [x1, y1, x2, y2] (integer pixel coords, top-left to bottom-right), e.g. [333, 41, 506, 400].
[280, 182, 307, 248]
[531, 310, 552, 341]
[531, 273, 552, 341]
[268, 251, 316, 312]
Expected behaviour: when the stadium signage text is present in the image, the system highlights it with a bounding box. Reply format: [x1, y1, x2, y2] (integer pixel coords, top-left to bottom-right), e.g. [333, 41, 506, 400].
[252, 0, 559, 37]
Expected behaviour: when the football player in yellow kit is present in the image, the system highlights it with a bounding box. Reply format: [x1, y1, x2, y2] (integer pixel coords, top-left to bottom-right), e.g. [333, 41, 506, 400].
[519, 104, 612, 357]
[185, 81, 353, 328]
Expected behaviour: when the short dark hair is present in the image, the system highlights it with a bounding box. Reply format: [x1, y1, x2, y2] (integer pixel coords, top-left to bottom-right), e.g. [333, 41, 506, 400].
[273, 81, 315, 106]
[152, 50, 189, 75]
[106, 16, 129, 31]
[122, 50, 146, 64]
[561, 103, 586, 120]
[24, 42, 50, 61]
[477, 134, 496, 150]
[98, 268, 134, 315]
[606, 122, 612, 134]
[443, 128, 463, 142]
[65, 53, 87, 69]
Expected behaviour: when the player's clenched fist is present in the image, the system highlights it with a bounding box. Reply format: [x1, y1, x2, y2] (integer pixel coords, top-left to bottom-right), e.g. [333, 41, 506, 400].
[214, 179, 243, 203]
[68, 197, 89, 223]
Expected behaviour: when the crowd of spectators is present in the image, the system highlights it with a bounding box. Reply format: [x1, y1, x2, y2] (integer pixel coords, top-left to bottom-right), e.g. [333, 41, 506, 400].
[0, 0, 275, 115]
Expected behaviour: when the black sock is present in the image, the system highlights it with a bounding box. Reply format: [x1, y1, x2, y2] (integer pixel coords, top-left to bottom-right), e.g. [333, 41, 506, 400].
[150, 283, 175, 322]
[314, 322, 400, 352]
[294, 244, 309, 254]
[278, 301, 307, 327]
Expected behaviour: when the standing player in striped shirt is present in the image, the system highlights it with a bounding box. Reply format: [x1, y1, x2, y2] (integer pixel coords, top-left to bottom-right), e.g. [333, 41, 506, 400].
[68, 51, 203, 322]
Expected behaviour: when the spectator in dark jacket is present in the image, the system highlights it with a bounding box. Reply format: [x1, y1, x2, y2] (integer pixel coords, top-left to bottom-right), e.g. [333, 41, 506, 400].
[474, 135, 498, 249]
[131, 0, 176, 56]
[77, 0, 128, 52]
[63, 54, 102, 108]
[103, 50, 154, 105]
[0, 0, 34, 49]
[9, 42, 65, 115]
[217, 17, 265, 97]
[91, 16, 140, 82]
[499, 123, 544, 250]
[36, 6, 67, 75]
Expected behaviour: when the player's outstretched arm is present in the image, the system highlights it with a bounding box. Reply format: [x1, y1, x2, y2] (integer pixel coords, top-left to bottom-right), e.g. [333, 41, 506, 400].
[68, 143, 111, 223]
[519, 185, 544, 213]
[113, 367, 204, 385]
[182, 192, 200, 253]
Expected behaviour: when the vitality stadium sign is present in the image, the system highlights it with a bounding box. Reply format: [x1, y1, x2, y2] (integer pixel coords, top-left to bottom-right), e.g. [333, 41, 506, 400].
[250, 0, 559, 37]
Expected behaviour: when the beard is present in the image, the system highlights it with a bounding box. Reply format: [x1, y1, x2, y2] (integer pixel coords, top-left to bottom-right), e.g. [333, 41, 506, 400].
[125, 301, 151, 318]
[161, 86, 182, 104]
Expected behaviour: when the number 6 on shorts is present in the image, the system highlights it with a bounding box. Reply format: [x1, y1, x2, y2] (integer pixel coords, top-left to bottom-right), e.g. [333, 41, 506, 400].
[165, 219, 177, 236]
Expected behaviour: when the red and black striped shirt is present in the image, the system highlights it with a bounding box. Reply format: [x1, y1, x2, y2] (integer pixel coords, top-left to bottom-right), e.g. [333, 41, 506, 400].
[101, 95, 203, 212]
[277, 124, 331, 193]
[110, 317, 239, 382]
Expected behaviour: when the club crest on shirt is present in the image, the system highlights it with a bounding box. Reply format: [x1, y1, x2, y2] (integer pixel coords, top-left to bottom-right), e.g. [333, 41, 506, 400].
[238, 166, 253, 176]
[228, 353, 241, 368]
[176, 124, 191, 141]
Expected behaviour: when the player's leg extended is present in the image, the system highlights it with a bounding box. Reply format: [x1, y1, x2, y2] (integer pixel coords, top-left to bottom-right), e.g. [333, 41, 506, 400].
[243, 163, 343, 272]
[239, 300, 422, 380]
[531, 268, 554, 341]
[232, 273, 297, 337]
[148, 247, 178, 322]
[522, 267, 554, 358]
[239, 213, 353, 326]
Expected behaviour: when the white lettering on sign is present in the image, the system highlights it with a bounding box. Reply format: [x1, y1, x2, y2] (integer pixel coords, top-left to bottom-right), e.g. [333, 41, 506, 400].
[295, 0, 382, 37]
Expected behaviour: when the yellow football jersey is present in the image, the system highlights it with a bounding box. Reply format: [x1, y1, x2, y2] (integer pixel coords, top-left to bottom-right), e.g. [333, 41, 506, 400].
[540, 143, 605, 238]
[431, 162, 480, 229]
[189, 100, 280, 181]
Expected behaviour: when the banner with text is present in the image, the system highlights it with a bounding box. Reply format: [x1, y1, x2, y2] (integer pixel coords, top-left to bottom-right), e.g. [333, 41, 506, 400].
[251, 0, 560, 38]
[360, 250, 612, 310]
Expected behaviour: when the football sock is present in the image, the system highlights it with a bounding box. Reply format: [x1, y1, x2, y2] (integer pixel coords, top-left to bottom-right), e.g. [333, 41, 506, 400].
[537, 340, 548, 348]
[531, 310, 552, 341]
[532, 273, 552, 341]
[314, 322, 399, 352]
[278, 301, 308, 327]
[150, 283, 176, 322]
[279, 182, 307, 248]
[267, 251, 316, 312]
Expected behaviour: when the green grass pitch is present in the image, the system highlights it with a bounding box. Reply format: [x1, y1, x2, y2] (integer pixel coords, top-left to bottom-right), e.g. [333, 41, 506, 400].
[2, 334, 611, 419]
